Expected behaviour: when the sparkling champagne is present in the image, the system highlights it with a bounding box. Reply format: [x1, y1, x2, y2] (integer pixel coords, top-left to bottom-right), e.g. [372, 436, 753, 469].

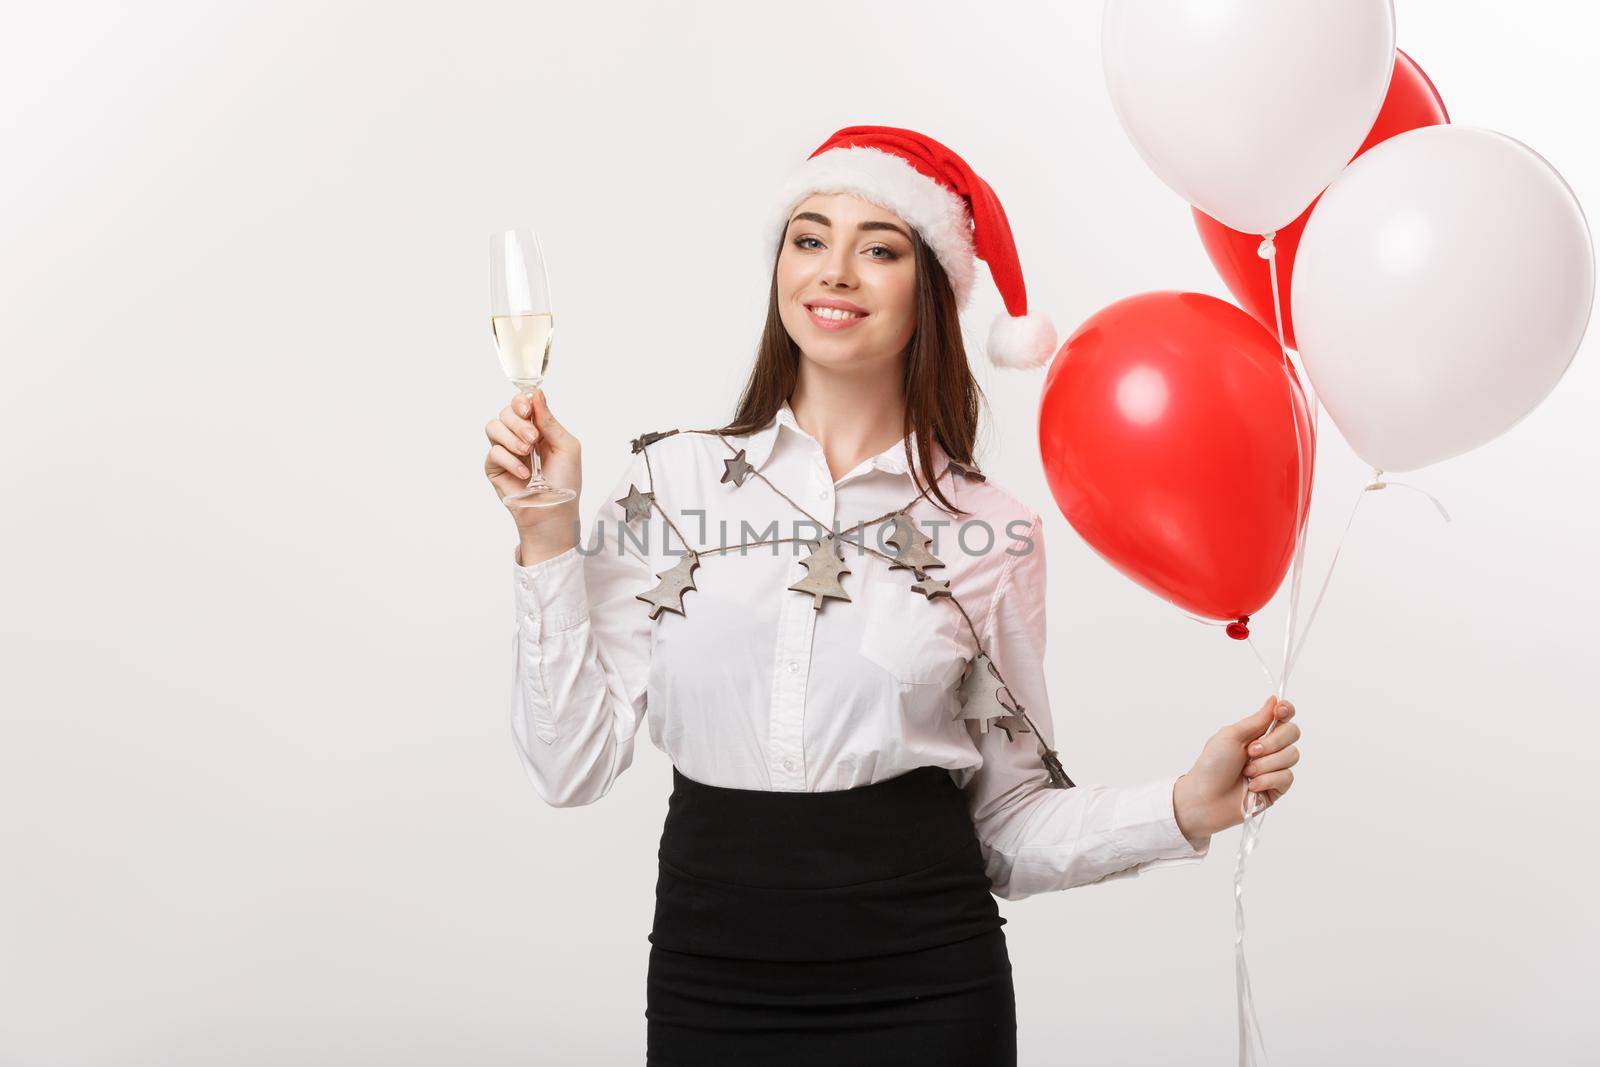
[489, 226, 574, 506]
[491, 312, 554, 386]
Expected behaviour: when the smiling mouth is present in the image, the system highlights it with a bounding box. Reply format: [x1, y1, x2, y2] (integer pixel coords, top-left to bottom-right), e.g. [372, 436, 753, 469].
[805, 304, 869, 328]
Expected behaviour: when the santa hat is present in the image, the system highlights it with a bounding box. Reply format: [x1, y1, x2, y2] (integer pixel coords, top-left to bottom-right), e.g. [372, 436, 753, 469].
[766, 124, 1057, 370]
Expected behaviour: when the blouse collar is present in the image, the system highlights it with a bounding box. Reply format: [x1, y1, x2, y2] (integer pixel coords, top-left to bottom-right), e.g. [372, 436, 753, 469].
[736, 399, 950, 483]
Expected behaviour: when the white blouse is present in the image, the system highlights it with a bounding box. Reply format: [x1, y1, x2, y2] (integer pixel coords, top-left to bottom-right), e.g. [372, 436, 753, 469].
[509, 399, 1210, 900]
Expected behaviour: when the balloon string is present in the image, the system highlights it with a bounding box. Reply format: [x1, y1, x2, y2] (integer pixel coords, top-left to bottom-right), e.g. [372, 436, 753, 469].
[1227, 230, 1321, 1067]
[1279, 468, 1451, 676]
[1233, 774, 1271, 1064]
[1180, 611, 1278, 686]
[1242, 632, 1281, 689]
[1281, 473, 1375, 678]
[1368, 475, 1454, 523]
[1222, 235, 1452, 1067]
[1264, 232, 1319, 699]
[1234, 467, 1453, 690]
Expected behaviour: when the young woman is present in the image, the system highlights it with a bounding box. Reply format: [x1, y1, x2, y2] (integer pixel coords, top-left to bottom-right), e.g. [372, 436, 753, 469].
[483, 126, 1302, 1066]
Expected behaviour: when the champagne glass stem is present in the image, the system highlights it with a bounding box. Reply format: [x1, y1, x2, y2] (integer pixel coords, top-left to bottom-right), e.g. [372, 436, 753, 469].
[520, 384, 545, 489]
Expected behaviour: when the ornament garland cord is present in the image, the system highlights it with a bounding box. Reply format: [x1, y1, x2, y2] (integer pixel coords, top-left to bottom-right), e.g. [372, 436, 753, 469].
[706, 435, 1063, 783]
[623, 428, 1073, 788]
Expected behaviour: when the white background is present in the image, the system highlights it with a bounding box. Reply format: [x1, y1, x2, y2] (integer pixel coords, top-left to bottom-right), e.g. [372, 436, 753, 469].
[3, 2, 1596, 1063]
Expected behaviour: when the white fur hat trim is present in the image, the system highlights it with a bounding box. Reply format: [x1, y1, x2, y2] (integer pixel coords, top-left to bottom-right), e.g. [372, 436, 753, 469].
[766, 146, 977, 308]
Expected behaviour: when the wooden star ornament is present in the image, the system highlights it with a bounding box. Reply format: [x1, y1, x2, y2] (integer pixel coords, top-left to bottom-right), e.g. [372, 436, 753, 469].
[721, 448, 755, 488]
[911, 575, 952, 600]
[990, 713, 1030, 742]
[615, 484, 654, 524]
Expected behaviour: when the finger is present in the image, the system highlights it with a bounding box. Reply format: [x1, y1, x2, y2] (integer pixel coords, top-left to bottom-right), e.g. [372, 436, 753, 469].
[1226, 695, 1278, 739]
[486, 419, 534, 457]
[1276, 699, 1296, 721]
[1247, 768, 1293, 794]
[530, 389, 569, 445]
[1247, 721, 1300, 758]
[1244, 745, 1299, 778]
[499, 402, 539, 447]
[486, 444, 531, 481]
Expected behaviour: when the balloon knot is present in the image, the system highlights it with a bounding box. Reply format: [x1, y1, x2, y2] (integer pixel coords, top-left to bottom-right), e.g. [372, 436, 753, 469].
[1226, 616, 1251, 640]
[1256, 232, 1277, 259]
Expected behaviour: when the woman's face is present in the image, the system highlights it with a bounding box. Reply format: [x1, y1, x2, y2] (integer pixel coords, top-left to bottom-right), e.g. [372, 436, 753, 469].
[776, 192, 918, 369]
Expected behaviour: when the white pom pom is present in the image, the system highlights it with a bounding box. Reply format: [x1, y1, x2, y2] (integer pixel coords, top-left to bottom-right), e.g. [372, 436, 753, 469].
[985, 311, 1057, 370]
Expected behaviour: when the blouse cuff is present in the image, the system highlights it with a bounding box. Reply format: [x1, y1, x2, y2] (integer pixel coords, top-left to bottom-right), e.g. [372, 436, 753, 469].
[1112, 774, 1213, 869]
[512, 543, 590, 635]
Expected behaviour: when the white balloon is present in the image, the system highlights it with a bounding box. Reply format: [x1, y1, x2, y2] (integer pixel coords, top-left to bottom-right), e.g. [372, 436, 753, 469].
[1103, 0, 1395, 235]
[1292, 126, 1595, 473]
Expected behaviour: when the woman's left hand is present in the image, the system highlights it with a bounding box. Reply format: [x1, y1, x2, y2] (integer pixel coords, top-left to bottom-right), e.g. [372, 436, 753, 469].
[1172, 695, 1301, 848]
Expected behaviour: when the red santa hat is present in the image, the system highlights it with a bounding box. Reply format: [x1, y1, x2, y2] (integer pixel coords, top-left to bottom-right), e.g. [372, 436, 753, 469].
[767, 124, 1057, 370]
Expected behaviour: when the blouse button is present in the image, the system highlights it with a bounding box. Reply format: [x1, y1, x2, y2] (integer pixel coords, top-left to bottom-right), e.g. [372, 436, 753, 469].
[786, 660, 799, 674]
[782, 758, 797, 773]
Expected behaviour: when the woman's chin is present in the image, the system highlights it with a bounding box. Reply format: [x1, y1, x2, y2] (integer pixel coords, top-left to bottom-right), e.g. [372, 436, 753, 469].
[802, 347, 899, 373]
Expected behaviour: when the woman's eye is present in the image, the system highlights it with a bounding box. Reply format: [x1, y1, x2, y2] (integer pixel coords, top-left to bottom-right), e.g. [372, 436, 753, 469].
[792, 235, 898, 261]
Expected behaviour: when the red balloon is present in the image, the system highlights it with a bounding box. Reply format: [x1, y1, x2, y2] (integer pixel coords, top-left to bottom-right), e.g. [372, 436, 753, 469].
[1038, 293, 1315, 633]
[1192, 48, 1450, 350]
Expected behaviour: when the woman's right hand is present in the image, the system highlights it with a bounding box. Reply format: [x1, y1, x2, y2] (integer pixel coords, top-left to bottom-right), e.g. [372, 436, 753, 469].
[484, 389, 583, 550]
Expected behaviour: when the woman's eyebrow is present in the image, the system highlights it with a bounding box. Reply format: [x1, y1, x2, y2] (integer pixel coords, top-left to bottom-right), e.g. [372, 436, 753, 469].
[790, 211, 912, 242]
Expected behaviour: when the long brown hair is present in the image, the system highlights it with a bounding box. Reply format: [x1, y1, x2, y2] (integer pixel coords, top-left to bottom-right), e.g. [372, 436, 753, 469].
[711, 221, 986, 517]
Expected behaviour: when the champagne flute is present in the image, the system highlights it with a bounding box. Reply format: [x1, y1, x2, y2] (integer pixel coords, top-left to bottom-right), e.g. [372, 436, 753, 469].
[490, 227, 575, 507]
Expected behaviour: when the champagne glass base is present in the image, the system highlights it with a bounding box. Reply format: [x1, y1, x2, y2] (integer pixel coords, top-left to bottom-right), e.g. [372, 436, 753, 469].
[505, 481, 576, 508]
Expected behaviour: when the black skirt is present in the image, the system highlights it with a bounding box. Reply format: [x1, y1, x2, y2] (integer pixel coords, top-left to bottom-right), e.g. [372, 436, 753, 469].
[646, 764, 1016, 1066]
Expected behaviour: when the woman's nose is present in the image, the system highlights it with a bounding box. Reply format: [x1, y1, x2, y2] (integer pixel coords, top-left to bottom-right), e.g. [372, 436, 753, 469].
[820, 247, 857, 288]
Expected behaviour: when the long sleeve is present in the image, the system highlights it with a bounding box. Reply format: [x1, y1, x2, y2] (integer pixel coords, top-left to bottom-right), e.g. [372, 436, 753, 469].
[509, 450, 654, 807]
[961, 513, 1211, 901]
